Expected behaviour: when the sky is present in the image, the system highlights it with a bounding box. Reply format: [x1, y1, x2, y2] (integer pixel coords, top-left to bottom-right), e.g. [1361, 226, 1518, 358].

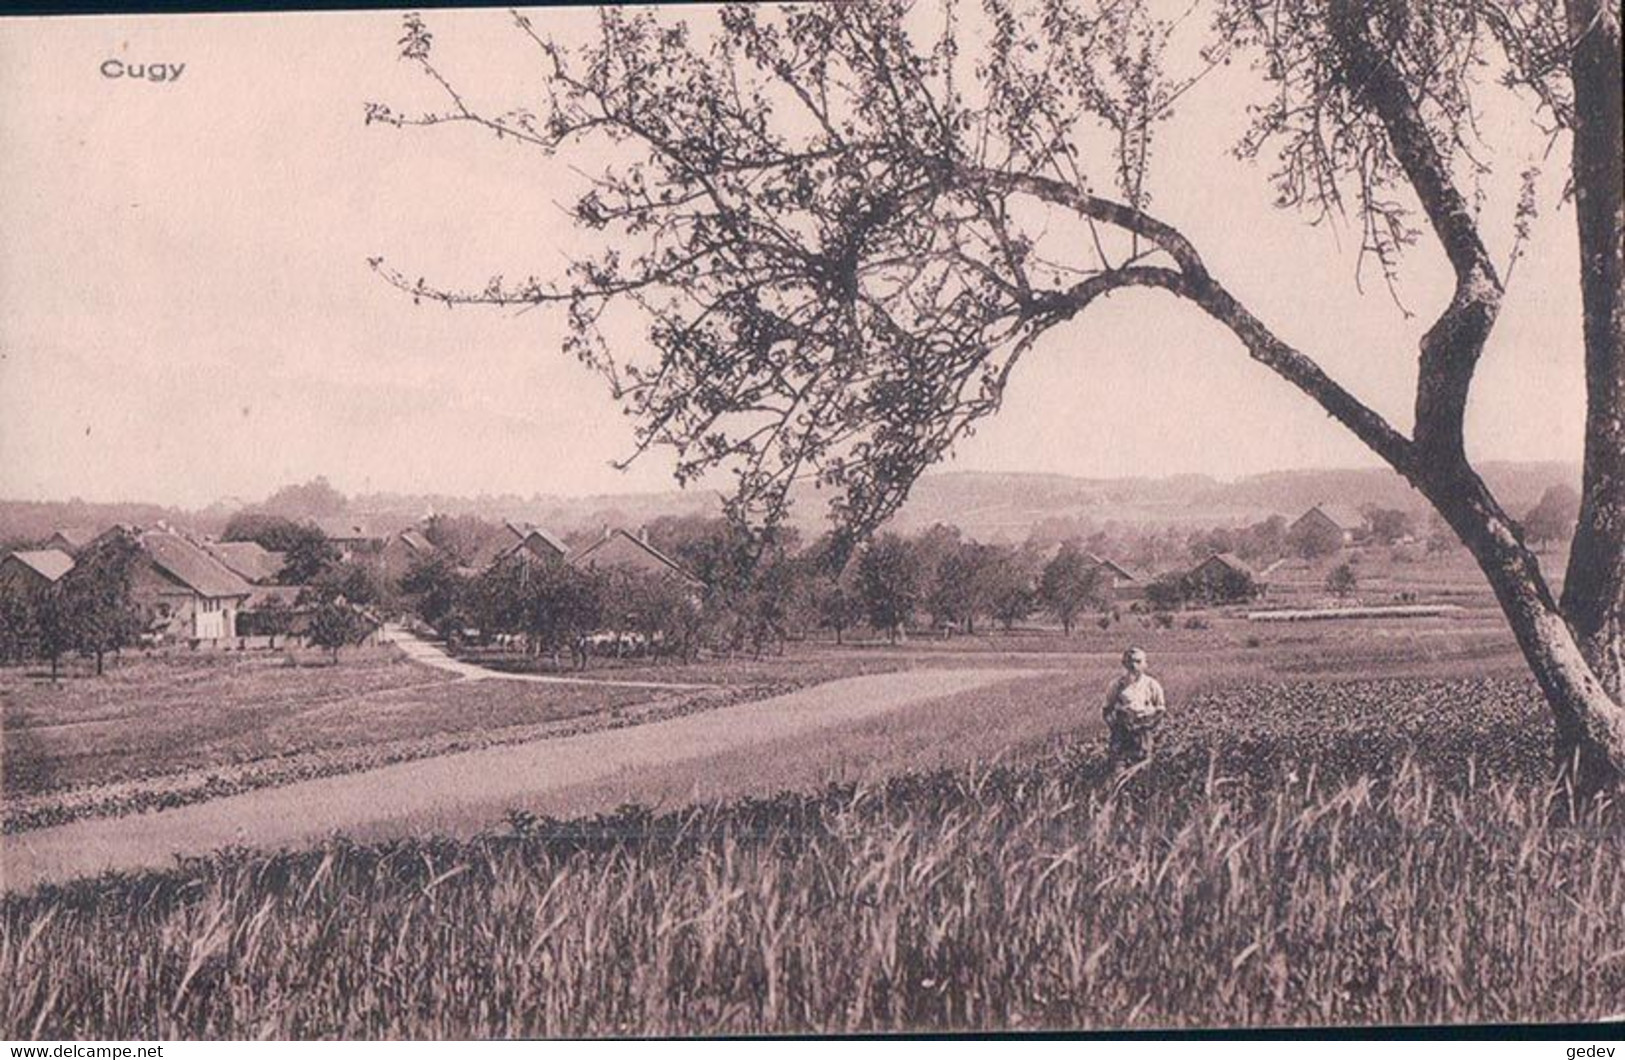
[0, 4, 1589, 508]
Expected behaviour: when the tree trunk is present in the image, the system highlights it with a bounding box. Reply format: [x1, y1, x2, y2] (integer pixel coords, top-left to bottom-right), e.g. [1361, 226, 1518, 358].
[1561, 0, 1625, 705]
[1427, 468, 1625, 797]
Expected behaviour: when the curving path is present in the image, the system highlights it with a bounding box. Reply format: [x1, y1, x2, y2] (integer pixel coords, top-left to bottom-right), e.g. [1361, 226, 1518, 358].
[2, 666, 1036, 892]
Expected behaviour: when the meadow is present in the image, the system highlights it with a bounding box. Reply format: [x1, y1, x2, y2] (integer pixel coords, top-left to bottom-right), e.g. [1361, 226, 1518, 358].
[3, 611, 1523, 834]
[6, 601, 1618, 1033]
[6, 610, 1623, 1036]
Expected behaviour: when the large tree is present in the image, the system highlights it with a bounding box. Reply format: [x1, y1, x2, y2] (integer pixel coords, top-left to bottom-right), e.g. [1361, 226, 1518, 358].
[369, 1, 1625, 792]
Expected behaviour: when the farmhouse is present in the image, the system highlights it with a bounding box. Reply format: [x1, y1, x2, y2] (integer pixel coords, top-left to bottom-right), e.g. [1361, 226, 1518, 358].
[1185, 552, 1263, 604]
[1087, 553, 1143, 600]
[311, 516, 383, 561]
[502, 522, 570, 566]
[380, 527, 436, 580]
[128, 529, 254, 641]
[43, 527, 97, 555]
[0, 549, 75, 595]
[203, 540, 285, 584]
[1291, 503, 1367, 545]
[571, 527, 702, 586]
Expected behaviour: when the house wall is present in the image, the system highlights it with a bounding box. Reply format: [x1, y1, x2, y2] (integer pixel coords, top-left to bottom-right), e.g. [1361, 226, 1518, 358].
[128, 560, 242, 641]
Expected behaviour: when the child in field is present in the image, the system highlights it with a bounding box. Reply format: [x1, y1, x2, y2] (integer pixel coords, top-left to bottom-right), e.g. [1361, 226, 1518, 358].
[1103, 647, 1165, 767]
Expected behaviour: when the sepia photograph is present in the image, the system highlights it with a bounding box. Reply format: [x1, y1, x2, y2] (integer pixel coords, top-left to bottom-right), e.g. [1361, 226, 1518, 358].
[1, 0, 1622, 1040]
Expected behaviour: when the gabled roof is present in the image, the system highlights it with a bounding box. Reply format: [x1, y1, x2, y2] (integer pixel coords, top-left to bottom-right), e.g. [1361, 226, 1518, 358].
[46, 527, 97, 552]
[3, 549, 75, 583]
[571, 528, 701, 585]
[139, 531, 254, 599]
[204, 540, 285, 584]
[509, 526, 570, 559]
[1086, 553, 1137, 581]
[1297, 503, 1366, 531]
[245, 584, 304, 609]
[1193, 552, 1257, 579]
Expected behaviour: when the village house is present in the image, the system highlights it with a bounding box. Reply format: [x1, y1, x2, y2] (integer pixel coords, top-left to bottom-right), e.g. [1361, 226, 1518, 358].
[461, 520, 572, 572]
[1185, 552, 1264, 604]
[504, 524, 570, 566]
[571, 527, 702, 587]
[43, 527, 97, 555]
[0, 549, 75, 596]
[125, 529, 255, 641]
[380, 527, 437, 582]
[202, 540, 286, 584]
[1290, 503, 1368, 546]
[1087, 553, 1143, 601]
[311, 516, 383, 562]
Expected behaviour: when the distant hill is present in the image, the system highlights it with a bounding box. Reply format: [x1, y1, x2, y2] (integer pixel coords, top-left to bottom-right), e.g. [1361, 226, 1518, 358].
[0, 461, 1582, 550]
[880, 462, 1581, 542]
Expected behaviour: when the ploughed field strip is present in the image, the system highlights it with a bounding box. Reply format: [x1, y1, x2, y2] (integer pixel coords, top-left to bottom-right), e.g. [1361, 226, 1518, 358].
[1, 667, 1037, 890]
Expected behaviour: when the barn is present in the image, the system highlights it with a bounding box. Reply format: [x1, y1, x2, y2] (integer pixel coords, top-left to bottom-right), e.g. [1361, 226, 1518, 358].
[1290, 503, 1368, 545]
[571, 528, 702, 586]
[0, 549, 75, 595]
[128, 530, 255, 641]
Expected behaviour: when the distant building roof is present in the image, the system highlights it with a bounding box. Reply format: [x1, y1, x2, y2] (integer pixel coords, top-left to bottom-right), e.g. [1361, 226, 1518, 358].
[1193, 552, 1257, 579]
[397, 528, 434, 554]
[139, 531, 254, 599]
[245, 585, 304, 609]
[1297, 503, 1366, 531]
[311, 516, 378, 542]
[3, 549, 75, 583]
[204, 540, 285, 584]
[1087, 554, 1138, 582]
[509, 526, 570, 560]
[46, 527, 98, 552]
[571, 528, 701, 585]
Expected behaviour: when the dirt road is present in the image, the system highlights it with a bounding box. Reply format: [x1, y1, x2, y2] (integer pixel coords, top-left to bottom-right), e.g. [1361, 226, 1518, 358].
[2, 666, 1035, 892]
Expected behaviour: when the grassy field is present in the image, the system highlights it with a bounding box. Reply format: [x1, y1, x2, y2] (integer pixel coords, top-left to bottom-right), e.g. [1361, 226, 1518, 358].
[3, 672, 1618, 1036]
[3, 611, 1524, 831]
[8, 608, 1610, 1036]
[1, 647, 764, 832]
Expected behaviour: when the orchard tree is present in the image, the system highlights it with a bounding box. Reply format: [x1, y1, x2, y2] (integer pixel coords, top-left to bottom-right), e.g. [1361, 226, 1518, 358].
[1326, 562, 1360, 600]
[985, 546, 1040, 632]
[806, 532, 865, 643]
[370, 1, 1625, 793]
[401, 553, 468, 633]
[62, 533, 143, 675]
[857, 534, 922, 642]
[0, 586, 31, 665]
[32, 588, 75, 682]
[255, 595, 293, 650]
[306, 598, 370, 663]
[1524, 484, 1582, 549]
[1039, 541, 1110, 634]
